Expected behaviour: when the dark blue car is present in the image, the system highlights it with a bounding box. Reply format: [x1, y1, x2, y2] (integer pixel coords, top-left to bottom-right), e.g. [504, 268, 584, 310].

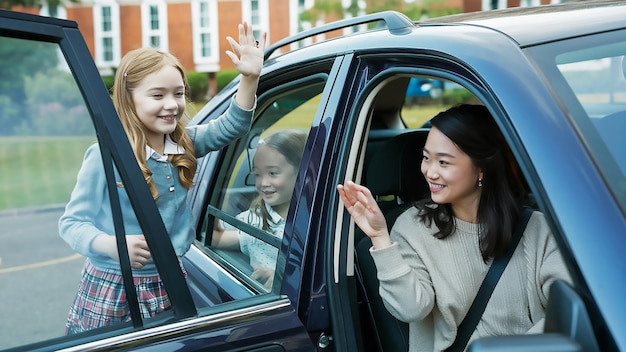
[1, 1, 625, 351]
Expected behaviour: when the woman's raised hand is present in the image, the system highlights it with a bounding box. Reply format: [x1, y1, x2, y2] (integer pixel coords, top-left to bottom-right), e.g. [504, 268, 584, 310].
[337, 181, 392, 249]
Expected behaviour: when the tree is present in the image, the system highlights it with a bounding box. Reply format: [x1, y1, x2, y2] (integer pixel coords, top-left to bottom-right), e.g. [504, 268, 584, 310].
[1, 0, 78, 17]
[0, 37, 59, 135]
[300, 0, 461, 24]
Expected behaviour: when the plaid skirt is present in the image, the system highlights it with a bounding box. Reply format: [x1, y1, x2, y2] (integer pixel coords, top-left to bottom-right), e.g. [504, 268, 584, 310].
[66, 259, 184, 335]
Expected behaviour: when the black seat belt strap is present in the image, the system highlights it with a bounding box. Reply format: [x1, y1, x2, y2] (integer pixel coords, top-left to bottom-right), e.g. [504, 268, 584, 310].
[446, 207, 533, 352]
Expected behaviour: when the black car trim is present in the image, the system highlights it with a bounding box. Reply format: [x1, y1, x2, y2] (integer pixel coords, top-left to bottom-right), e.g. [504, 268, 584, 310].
[102, 147, 143, 327]
[207, 205, 282, 248]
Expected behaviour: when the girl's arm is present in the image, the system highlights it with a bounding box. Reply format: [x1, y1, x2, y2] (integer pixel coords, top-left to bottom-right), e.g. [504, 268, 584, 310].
[211, 220, 241, 250]
[188, 22, 266, 156]
[59, 144, 110, 257]
[225, 21, 266, 110]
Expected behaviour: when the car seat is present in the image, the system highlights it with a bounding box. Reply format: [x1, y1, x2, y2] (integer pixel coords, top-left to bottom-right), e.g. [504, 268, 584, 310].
[355, 129, 430, 351]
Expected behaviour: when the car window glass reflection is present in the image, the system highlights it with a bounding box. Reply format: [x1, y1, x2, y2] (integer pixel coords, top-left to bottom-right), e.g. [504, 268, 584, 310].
[0, 37, 96, 348]
[555, 37, 626, 207]
[203, 81, 323, 292]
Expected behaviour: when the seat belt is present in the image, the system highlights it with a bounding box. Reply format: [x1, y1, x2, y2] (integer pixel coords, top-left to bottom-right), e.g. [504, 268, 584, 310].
[446, 207, 533, 352]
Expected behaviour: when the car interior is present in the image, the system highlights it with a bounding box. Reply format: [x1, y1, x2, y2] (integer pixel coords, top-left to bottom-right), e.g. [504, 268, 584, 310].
[189, 66, 605, 350]
[349, 73, 602, 351]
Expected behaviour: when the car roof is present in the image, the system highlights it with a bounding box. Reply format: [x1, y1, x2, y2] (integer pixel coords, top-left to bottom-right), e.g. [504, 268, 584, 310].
[264, 0, 626, 64]
[420, 0, 626, 47]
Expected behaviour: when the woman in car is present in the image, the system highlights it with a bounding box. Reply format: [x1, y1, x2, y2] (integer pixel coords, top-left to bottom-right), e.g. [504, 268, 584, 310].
[337, 104, 571, 351]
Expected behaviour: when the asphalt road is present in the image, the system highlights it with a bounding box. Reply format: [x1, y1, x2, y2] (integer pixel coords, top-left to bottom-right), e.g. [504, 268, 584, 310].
[0, 206, 85, 350]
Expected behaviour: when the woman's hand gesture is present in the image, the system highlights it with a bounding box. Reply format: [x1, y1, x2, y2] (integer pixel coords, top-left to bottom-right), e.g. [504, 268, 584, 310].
[337, 181, 392, 249]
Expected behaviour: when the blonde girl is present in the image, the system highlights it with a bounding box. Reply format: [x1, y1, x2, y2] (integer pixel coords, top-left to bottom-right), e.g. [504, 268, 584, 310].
[59, 22, 265, 334]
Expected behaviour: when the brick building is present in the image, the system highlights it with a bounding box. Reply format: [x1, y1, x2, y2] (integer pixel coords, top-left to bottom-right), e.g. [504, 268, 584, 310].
[12, 0, 563, 94]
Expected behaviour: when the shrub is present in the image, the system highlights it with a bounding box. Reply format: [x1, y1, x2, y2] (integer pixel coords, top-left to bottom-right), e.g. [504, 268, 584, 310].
[102, 75, 115, 94]
[21, 70, 93, 136]
[187, 71, 209, 103]
[217, 69, 240, 92]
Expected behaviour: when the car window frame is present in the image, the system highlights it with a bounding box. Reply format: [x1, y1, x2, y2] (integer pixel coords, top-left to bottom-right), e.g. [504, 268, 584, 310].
[525, 29, 626, 214]
[192, 72, 329, 295]
[0, 10, 196, 347]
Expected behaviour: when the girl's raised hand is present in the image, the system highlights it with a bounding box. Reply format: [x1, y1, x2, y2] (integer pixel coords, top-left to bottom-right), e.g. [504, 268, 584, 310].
[225, 21, 266, 78]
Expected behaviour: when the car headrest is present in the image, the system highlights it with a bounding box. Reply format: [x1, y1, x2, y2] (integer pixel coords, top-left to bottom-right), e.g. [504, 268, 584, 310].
[365, 129, 429, 203]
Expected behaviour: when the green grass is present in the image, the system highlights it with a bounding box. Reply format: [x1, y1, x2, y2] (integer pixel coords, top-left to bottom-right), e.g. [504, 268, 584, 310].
[0, 136, 96, 210]
[0, 100, 445, 212]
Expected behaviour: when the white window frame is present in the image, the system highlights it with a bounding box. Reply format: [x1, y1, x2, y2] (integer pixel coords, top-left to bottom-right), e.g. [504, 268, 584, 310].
[481, 0, 507, 10]
[519, 0, 541, 6]
[242, 0, 269, 45]
[341, 0, 366, 35]
[39, 4, 67, 19]
[289, 0, 313, 50]
[191, 0, 219, 71]
[141, 0, 169, 51]
[93, 1, 121, 75]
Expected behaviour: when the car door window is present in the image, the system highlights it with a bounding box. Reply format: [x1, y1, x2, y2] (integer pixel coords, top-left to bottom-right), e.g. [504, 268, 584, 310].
[1, 16, 198, 349]
[528, 30, 626, 209]
[194, 73, 326, 294]
[0, 36, 97, 349]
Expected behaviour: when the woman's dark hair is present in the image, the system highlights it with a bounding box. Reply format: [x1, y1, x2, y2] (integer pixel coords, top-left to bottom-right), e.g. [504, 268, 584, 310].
[416, 104, 528, 260]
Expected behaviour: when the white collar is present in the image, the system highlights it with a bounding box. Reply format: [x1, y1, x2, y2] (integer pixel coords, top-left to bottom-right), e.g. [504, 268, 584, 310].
[145, 135, 185, 160]
[264, 201, 285, 223]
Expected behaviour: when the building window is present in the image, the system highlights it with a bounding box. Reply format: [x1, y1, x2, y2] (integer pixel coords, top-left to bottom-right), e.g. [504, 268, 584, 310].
[292, 0, 313, 45]
[102, 37, 113, 61]
[482, 0, 507, 10]
[192, 0, 219, 71]
[93, 1, 120, 74]
[242, 0, 269, 44]
[142, 1, 168, 50]
[520, 0, 541, 6]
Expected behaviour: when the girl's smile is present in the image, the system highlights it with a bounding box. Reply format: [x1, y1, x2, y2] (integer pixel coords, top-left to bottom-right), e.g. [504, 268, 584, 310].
[131, 65, 186, 152]
[421, 126, 482, 221]
[252, 144, 298, 218]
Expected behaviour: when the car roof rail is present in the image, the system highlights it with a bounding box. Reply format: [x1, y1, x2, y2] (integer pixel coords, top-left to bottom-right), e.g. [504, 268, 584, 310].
[264, 10, 415, 60]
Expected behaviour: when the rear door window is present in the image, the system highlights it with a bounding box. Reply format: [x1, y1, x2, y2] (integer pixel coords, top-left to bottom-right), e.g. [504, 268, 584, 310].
[193, 72, 327, 294]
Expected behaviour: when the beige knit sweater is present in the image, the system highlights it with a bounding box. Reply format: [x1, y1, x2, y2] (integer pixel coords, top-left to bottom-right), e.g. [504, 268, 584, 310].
[369, 208, 571, 351]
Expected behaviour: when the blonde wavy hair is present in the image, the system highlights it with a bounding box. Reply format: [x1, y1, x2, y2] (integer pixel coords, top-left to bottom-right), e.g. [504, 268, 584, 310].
[112, 47, 196, 200]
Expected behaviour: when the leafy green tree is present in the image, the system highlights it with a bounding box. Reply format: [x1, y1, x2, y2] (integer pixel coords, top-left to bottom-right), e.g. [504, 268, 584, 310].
[19, 69, 93, 136]
[0, 0, 78, 17]
[0, 38, 59, 135]
[300, 0, 460, 24]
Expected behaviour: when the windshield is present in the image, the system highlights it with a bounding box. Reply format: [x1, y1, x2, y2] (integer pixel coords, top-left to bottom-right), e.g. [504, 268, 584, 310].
[530, 29, 626, 212]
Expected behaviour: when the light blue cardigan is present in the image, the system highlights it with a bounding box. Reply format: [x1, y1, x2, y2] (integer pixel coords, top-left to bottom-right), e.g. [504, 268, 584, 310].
[59, 97, 253, 276]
